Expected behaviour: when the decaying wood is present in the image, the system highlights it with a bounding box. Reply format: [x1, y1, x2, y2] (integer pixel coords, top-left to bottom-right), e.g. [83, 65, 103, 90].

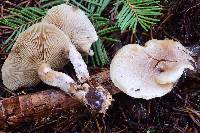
[0, 69, 120, 129]
[0, 89, 81, 129]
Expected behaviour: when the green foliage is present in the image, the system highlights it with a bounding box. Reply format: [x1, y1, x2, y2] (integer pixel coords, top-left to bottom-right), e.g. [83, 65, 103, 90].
[0, 7, 46, 52]
[40, 0, 66, 8]
[116, 0, 161, 32]
[90, 39, 109, 66]
[69, 0, 110, 15]
[89, 13, 119, 66]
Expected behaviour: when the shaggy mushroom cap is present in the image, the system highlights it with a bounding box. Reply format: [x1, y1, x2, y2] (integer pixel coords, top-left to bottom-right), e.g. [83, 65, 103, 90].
[110, 39, 194, 99]
[1, 22, 89, 90]
[42, 4, 98, 55]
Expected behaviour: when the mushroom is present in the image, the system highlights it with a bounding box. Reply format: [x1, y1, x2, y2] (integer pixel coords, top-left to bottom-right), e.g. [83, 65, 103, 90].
[110, 39, 194, 99]
[1, 22, 112, 112]
[42, 4, 98, 55]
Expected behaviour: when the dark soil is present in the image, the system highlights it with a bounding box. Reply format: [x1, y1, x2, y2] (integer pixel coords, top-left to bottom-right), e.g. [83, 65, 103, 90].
[0, 0, 200, 132]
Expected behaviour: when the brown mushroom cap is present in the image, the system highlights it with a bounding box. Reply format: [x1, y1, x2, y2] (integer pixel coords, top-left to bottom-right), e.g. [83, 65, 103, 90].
[42, 4, 98, 55]
[1, 22, 75, 90]
[110, 39, 194, 99]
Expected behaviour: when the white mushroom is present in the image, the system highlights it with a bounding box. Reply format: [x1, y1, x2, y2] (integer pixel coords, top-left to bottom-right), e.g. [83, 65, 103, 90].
[110, 39, 194, 99]
[2, 22, 88, 88]
[42, 4, 98, 55]
[1, 22, 112, 112]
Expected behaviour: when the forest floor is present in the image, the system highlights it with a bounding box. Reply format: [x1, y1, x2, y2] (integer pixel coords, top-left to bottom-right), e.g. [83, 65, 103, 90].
[0, 0, 200, 132]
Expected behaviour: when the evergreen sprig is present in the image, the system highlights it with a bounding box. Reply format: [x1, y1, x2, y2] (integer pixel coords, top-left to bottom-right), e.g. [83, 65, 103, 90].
[40, 0, 66, 8]
[90, 39, 109, 66]
[0, 7, 46, 52]
[89, 13, 119, 66]
[69, 0, 110, 15]
[116, 0, 161, 32]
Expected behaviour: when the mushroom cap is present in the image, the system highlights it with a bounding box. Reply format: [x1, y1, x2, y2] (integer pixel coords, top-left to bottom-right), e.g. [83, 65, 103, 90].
[110, 39, 194, 99]
[1, 22, 73, 90]
[42, 4, 98, 55]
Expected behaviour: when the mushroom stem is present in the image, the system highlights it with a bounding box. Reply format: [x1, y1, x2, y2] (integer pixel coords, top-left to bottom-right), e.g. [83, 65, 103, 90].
[38, 63, 112, 113]
[68, 44, 90, 83]
[38, 63, 75, 89]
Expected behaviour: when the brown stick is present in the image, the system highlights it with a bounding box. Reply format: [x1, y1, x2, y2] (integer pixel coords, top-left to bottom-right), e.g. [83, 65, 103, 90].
[0, 89, 81, 129]
[0, 69, 120, 129]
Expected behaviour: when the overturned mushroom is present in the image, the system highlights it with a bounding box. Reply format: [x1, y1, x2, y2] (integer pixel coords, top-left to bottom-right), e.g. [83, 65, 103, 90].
[1, 22, 112, 112]
[42, 4, 98, 55]
[110, 39, 194, 99]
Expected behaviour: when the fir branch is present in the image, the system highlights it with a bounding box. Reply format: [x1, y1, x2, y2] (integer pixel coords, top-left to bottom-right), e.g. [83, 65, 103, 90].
[0, 7, 46, 52]
[91, 39, 109, 66]
[40, 0, 67, 8]
[116, 0, 161, 32]
[90, 13, 119, 66]
[97, 26, 119, 36]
